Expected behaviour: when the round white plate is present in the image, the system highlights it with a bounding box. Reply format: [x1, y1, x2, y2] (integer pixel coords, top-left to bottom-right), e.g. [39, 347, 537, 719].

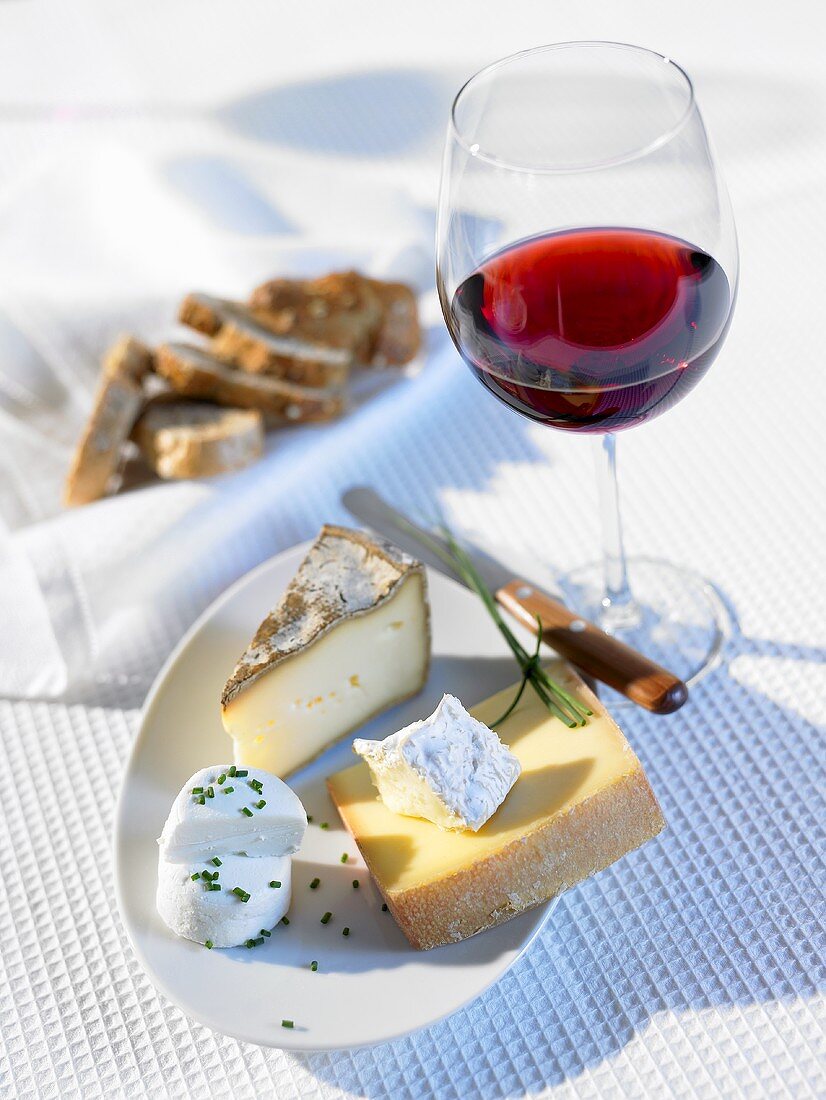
[115, 542, 557, 1051]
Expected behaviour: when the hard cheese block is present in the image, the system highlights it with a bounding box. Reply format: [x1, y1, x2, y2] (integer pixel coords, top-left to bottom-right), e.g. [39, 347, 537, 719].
[328, 661, 665, 950]
[222, 526, 430, 777]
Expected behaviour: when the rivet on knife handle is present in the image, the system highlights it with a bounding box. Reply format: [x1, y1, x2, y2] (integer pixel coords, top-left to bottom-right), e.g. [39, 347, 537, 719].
[496, 579, 688, 715]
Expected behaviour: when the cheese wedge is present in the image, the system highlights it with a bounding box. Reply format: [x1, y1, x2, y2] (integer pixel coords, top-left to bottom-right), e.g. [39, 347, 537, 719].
[222, 526, 430, 777]
[328, 662, 665, 950]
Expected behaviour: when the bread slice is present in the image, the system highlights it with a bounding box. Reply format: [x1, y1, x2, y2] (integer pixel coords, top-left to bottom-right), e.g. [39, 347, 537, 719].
[132, 399, 264, 479]
[63, 336, 153, 507]
[364, 278, 422, 366]
[328, 663, 665, 950]
[155, 343, 344, 423]
[179, 293, 351, 387]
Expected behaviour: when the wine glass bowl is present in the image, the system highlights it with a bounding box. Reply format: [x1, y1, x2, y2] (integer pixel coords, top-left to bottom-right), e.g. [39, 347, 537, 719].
[436, 42, 739, 693]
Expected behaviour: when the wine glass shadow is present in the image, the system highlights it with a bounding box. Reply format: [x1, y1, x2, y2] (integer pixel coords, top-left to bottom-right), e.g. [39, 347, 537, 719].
[292, 606, 825, 1097]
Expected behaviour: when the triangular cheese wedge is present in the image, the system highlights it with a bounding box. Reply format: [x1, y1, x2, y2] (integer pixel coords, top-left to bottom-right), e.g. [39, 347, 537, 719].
[222, 526, 431, 776]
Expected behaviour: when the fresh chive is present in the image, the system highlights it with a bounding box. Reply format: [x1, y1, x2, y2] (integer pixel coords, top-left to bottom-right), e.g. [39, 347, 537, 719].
[256, 799, 266, 809]
[281, 916, 290, 925]
[269, 880, 281, 889]
[381, 903, 388, 912]
[211, 857, 222, 867]
[320, 822, 329, 830]
[254, 936, 265, 947]
[206, 786, 214, 798]
[196, 796, 206, 805]
[249, 779, 263, 793]
[191, 787, 204, 794]
[232, 887, 250, 902]
[235, 769, 248, 777]
[281, 1020, 294, 1029]
[309, 878, 320, 890]
[201, 870, 212, 880]
[204, 940, 214, 949]
[190, 873, 199, 881]
[223, 786, 234, 794]
[206, 883, 221, 892]
[217, 773, 226, 785]
[342, 927, 350, 937]
[310, 961, 318, 972]
[228, 765, 236, 777]
[260, 929, 271, 938]
[241, 806, 253, 817]
[320, 912, 332, 925]
[352, 880, 359, 889]
[340, 853, 349, 863]
[245, 939, 255, 949]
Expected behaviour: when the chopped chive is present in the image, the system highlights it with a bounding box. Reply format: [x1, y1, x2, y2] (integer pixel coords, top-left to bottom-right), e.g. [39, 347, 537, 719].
[190, 873, 200, 881]
[245, 939, 255, 949]
[281, 1020, 294, 1029]
[249, 779, 263, 793]
[196, 796, 206, 805]
[381, 903, 388, 912]
[191, 787, 204, 794]
[320, 912, 332, 925]
[211, 857, 222, 867]
[260, 929, 271, 938]
[281, 916, 290, 925]
[241, 806, 253, 817]
[342, 927, 350, 937]
[235, 769, 248, 777]
[201, 870, 212, 880]
[310, 961, 318, 972]
[340, 853, 349, 863]
[256, 799, 266, 809]
[309, 878, 320, 890]
[223, 786, 234, 794]
[352, 880, 359, 889]
[206, 786, 214, 798]
[269, 880, 281, 889]
[228, 765, 236, 777]
[206, 883, 221, 892]
[217, 773, 226, 785]
[232, 887, 250, 902]
[204, 940, 214, 949]
[320, 822, 329, 830]
[307, 815, 313, 823]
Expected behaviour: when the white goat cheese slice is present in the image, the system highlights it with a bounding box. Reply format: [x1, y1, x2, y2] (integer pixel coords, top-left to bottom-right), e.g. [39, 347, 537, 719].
[353, 694, 521, 832]
[157, 851, 291, 948]
[158, 764, 306, 862]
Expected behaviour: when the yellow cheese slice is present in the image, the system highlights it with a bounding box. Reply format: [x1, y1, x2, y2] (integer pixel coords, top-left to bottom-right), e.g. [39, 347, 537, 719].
[328, 661, 665, 949]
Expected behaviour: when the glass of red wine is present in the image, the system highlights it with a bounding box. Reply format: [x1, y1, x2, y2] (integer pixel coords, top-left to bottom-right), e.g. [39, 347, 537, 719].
[437, 42, 738, 695]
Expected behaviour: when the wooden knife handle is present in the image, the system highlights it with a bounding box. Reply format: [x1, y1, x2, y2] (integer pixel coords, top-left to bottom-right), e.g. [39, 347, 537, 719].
[496, 579, 688, 715]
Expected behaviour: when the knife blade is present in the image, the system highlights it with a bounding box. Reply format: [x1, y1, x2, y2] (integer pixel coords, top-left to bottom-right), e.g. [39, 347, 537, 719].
[342, 486, 688, 715]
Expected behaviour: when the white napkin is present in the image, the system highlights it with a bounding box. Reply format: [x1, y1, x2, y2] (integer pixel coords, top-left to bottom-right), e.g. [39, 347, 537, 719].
[0, 145, 438, 703]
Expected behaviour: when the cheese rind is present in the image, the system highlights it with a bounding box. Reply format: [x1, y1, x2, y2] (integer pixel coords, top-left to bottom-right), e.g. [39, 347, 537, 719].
[222, 526, 430, 777]
[353, 694, 521, 831]
[328, 662, 665, 949]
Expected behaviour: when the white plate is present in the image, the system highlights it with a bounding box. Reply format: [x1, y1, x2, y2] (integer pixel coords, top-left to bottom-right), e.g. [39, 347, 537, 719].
[114, 542, 557, 1051]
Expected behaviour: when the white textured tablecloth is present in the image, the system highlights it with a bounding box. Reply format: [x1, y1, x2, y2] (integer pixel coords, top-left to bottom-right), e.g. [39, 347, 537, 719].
[1, 2, 824, 1097]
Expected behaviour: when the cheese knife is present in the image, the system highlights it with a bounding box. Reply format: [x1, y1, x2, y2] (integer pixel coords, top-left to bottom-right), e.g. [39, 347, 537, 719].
[342, 486, 688, 715]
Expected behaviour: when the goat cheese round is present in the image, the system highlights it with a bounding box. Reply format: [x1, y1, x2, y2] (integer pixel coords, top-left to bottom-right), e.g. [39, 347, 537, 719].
[157, 851, 291, 948]
[158, 764, 307, 862]
[353, 693, 521, 831]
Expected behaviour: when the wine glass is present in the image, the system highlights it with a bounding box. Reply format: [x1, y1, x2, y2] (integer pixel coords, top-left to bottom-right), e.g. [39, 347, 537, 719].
[436, 42, 738, 696]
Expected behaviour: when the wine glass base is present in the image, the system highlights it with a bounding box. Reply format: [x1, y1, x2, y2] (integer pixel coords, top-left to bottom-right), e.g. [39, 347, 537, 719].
[560, 556, 733, 709]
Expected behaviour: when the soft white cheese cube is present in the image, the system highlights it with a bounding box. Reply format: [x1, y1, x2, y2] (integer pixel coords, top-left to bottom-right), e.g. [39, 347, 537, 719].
[157, 851, 291, 947]
[353, 694, 521, 832]
[158, 764, 306, 862]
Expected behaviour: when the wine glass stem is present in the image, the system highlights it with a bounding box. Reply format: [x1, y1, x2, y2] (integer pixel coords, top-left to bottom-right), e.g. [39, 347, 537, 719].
[593, 433, 641, 632]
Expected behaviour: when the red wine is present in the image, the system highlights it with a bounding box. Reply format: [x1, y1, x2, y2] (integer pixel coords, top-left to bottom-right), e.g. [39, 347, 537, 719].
[450, 227, 732, 433]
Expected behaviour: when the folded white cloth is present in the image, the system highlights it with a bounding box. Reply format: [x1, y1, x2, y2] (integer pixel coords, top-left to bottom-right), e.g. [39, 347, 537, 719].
[0, 147, 439, 703]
